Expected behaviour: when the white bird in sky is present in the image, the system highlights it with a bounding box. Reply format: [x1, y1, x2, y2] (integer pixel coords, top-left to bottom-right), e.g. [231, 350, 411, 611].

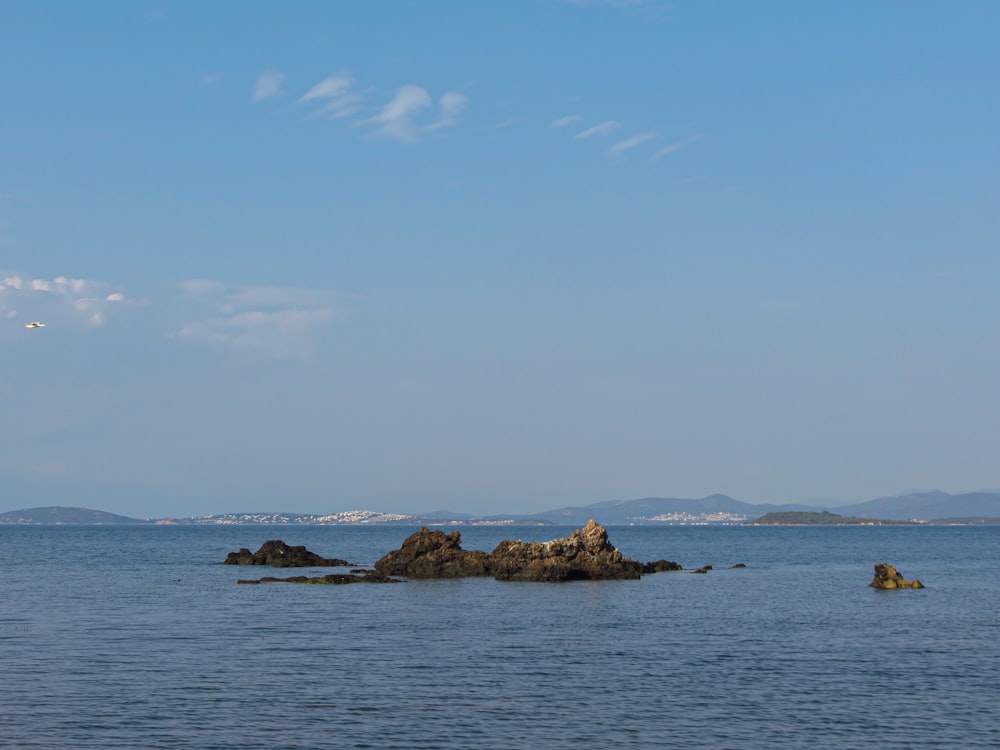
[24, 321, 45, 329]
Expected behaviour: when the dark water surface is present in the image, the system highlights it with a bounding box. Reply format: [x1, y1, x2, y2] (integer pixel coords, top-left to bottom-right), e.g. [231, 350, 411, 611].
[2, 525, 998, 749]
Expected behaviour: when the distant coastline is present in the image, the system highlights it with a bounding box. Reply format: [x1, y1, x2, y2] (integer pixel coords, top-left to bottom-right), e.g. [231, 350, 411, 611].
[4, 491, 1000, 526]
[748, 511, 918, 526]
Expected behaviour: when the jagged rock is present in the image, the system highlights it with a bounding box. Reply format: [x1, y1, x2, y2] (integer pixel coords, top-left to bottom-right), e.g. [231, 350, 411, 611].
[643, 559, 683, 573]
[373, 527, 493, 578]
[870, 563, 924, 589]
[491, 519, 643, 581]
[731, 563, 747, 569]
[224, 539, 351, 568]
[692, 565, 713, 574]
[237, 571, 400, 584]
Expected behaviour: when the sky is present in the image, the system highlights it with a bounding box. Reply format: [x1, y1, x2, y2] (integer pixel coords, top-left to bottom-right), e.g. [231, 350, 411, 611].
[2, 1, 999, 518]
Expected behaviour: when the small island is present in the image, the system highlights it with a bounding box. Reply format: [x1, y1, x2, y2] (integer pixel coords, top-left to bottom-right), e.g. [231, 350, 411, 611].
[750, 511, 919, 526]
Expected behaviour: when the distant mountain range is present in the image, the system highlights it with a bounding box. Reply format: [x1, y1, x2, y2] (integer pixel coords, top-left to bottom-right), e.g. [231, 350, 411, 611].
[3, 490, 1000, 525]
[0, 506, 150, 525]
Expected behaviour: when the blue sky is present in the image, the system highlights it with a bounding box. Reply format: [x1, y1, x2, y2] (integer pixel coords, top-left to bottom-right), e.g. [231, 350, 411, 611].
[2, 1, 999, 518]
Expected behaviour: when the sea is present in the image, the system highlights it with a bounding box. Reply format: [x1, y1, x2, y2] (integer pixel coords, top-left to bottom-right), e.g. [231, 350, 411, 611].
[2, 523, 998, 749]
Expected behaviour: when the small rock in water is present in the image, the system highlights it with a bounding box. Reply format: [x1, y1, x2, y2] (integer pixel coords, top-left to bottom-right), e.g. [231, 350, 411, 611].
[223, 539, 352, 568]
[869, 562, 924, 589]
[237, 572, 401, 585]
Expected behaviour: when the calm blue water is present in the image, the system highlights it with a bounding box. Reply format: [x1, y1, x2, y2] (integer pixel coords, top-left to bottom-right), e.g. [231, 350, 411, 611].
[2, 524, 998, 749]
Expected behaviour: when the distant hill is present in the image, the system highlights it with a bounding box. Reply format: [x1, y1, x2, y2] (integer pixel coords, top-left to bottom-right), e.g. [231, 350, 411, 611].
[505, 495, 818, 525]
[538, 490, 1000, 525]
[834, 491, 1000, 521]
[751, 511, 916, 526]
[0, 506, 149, 525]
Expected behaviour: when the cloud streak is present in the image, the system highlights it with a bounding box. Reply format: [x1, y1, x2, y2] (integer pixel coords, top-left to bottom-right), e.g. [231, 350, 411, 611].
[575, 120, 621, 139]
[551, 115, 583, 128]
[609, 131, 659, 155]
[252, 71, 286, 102]
[652, 134, 703, 160]
[298, 73, 362, 119]
[174, 280, 342, 358]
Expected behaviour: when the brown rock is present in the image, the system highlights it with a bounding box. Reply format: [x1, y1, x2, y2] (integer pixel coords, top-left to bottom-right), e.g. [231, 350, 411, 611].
[224, 539, 351, 568]
[373, 527, 493, 578]
[491, 519, 643, 581]
[642, 559, 683, 573]
[870, 563, 924, 589]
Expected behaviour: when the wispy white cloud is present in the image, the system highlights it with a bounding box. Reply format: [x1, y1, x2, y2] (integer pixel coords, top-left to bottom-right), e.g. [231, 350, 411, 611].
[551, 115, 583, 128]
[609, 131, 659, 155]
[299, 74, 354, 103]
[174, 280, 342, 358]
[252, 71, 286, 103]
[367, 85, 433, 142]
[298, 73, 363, 119]
[0, 273, 130, 329]
[173, 309, 336, 359]
[424, 90, 468, 132]
[652, 134, 703, 160]
[254, 69, 467, 143]
[200, 73, 223, 86]
[575, 120, 621, 139]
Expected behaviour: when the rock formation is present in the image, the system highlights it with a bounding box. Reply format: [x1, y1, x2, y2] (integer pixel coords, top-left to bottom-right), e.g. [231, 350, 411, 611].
[643, 559, 684, 574]
[491, 519, 643, 581]
[224, 539, 351, 568]
[246, 521, 688, 584]
[373, 527, 493, 578]
[870, 563, 924, 589]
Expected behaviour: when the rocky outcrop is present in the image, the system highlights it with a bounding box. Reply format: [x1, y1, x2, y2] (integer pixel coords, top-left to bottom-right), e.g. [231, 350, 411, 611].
[370, 521, 688, 582]
[491, 519, 643, 581]
[870, 563, 924, 589]
[237, 571, 400, 584]
[642, 559, 683, 574]
[224, 540, 351, 568]
[373, 527, 493, 578]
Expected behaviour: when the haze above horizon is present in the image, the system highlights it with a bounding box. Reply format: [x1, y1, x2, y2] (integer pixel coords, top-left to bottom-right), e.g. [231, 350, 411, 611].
[2, 1, 999, 519]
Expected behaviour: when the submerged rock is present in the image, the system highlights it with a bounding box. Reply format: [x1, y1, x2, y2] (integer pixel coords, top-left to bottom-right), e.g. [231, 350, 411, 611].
[373, 527, 493, 578]
[491, 519, 643, 581]
[224, 539, 351, 568]
[870, 563, 924, 589]
[237, 571, 400, 585]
